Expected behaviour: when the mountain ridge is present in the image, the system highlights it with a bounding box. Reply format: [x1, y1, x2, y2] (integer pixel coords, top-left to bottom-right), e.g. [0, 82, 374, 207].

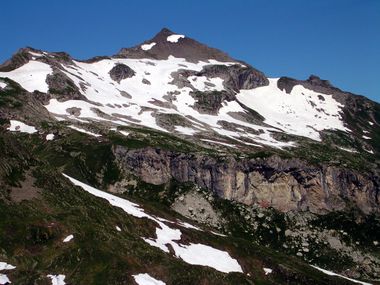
[0, 28, 376, 104]
[0, 28, 379, 284]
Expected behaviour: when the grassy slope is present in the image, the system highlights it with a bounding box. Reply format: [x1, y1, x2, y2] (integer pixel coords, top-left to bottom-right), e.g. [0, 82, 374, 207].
[0, 129, 371, 285]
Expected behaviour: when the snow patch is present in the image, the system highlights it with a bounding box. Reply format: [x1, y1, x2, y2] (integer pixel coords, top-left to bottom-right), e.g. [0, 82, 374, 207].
[141, 42, 156, 51]
[46, 134, 54, 141]
[116, 226, 121, 232]
[311, 265, 372, 285]
[0, 274, 11, 284]
[47, 274, 66, 285]
[362, 135, 371, 140]
[368, 121, 374, 126]
[29, 51, 43, 57]
[188, 76, 225, 92]
[143, 224, 181, 253]
[338, 147, 358, 153]
[119, 130, 130, 137]
[210, 231, 227, 237]
[175, 126, 198, 135]
[0, 262, 15, 271]
[63, 174, 150, 219]
[0, 61, 52, 93]
[171, 243, 243, 273]
[167, 34, 185, 43]
[0, 263, 15, 285]
[177, 221, 202, 231]
[133, 273, 166, 285]
[7, 120, 37, 134]
[0, 82, 6, 89]
[68, 125, 101, 137]
[63, 234, 73, 243]
[263, 267, 272, 275]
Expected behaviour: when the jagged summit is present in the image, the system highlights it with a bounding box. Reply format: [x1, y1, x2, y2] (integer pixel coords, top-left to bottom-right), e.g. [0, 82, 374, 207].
[116, 27, 235, 62]
[149, 27, 177, 41]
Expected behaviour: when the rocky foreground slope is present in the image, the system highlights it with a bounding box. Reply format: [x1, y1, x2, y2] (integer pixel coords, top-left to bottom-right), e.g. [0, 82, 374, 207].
[0, 28, 379, 284]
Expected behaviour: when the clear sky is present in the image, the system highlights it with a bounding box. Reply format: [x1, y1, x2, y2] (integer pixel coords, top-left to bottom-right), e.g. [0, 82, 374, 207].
[1, 0, 379, 102]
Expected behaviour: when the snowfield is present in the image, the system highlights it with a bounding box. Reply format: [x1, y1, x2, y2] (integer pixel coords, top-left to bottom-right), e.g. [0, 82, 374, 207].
[64, 174, 243, 274]
[237, 78, 348, 141]
[0, 53, 352, 149]
[7, 120, 37, 134]
[0, 61, 52, 93]
[133, 273, 166, 285]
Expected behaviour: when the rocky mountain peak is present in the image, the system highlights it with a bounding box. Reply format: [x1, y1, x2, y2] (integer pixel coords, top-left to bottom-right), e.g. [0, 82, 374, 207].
[150, 27, 177, 42]
[116, 27, 235, 63]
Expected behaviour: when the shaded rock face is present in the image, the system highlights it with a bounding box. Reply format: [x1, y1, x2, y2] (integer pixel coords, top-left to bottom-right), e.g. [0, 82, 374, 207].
[46, 70, 84, 101]
[109, 63, 136, 83]
[114, 147, 379, 215]
[196, 64, 269, 92]
[190, 90, 234, 114]
[0, 48, 35, 72]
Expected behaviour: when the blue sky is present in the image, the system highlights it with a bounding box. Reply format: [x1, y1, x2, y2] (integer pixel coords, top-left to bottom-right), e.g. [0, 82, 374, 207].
[1, 0, 379, 102]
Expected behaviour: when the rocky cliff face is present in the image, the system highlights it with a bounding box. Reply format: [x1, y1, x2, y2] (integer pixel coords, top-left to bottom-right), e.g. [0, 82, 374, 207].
[114, 146, 379, 215]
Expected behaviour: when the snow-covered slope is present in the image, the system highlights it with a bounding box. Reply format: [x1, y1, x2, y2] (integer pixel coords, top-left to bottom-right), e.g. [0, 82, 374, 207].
[0, 28, 358, 150]
[237, 78, 349, 141]
[0, 60, 52, 93]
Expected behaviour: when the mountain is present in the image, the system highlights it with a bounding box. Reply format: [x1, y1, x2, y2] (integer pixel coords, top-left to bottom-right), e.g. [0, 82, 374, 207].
[0, 28, 379, 285]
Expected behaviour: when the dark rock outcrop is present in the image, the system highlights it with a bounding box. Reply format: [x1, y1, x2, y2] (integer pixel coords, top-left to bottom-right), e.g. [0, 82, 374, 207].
[46, 70, 84, 101]
[114, 146, 379, 215]
[196, 64, 269, 92]
[0, 47, 36, 72]
[109, 63, 136, 83]
[190, 90, 235, 114]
